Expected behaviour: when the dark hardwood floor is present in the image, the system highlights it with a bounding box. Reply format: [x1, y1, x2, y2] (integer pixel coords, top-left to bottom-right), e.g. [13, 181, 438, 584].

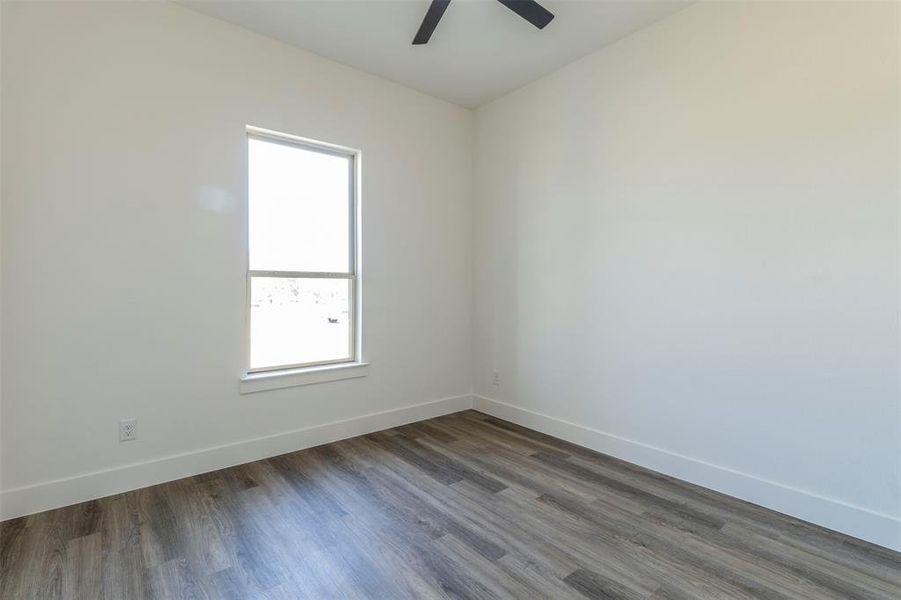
[1, 410, 899, 599]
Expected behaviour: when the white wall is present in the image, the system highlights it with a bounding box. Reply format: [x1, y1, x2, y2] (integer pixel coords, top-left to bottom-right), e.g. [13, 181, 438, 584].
[0, 0, 4, 521]
[473, 1, 901, 550]
[0, 0, 473, 516]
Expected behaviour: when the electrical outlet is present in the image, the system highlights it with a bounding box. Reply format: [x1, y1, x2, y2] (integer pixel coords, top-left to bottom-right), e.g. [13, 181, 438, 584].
[119, 419, 137, 442]
[492, 370, 500, 386]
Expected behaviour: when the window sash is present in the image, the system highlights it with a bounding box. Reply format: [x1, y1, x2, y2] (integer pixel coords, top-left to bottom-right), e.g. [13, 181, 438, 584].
[247, 130, 356, 274]
[246, 127, 358, 374]
[247, 273, 357, 374]
[249, 270, 353, 279]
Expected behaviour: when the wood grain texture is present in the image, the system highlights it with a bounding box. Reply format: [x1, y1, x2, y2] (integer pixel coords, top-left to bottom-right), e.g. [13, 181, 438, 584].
[2, 410, 899, 599]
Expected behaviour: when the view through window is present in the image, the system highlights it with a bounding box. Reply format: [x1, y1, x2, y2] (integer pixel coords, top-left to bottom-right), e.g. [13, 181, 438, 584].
[247, 129, 357, 371]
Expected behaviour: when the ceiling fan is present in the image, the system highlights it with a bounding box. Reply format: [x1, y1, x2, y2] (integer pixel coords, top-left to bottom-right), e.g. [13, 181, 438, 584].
[413, 0, 555, 45]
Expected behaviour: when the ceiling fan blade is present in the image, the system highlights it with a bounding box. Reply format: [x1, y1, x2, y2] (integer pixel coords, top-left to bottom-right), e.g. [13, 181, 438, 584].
[413, 0, 452, 45]
[496, 0, 554, 29]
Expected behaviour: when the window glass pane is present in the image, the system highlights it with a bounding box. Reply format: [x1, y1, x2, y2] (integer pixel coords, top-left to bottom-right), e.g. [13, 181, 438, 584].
[249, 137, 351, 272]
[250, 277, 351, 369]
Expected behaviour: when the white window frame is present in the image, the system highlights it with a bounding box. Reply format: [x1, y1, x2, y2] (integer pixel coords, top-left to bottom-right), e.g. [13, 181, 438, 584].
[244, 126, 362, 379]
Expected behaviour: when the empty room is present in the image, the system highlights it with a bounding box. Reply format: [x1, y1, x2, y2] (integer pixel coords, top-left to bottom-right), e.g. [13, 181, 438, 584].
[1, 0, 899, 598]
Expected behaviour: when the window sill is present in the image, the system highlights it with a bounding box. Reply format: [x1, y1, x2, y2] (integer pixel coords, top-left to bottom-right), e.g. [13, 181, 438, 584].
[240, 362, 369, 394]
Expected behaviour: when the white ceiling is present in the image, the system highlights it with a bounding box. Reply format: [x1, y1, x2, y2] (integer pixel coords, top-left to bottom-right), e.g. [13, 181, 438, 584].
[180, 0, 690, 108]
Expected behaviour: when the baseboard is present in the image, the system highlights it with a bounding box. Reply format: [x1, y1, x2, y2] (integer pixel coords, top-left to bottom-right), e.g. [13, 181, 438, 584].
[473, 395, 901, 552]
[0, 393, 475, 521]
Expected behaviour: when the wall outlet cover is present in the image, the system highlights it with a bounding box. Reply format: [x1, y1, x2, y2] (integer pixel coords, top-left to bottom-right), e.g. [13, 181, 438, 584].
[119, 419, 137, 442]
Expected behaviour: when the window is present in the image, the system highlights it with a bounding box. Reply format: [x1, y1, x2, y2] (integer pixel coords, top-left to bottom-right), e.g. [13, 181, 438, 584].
[247, 127, 358, 373]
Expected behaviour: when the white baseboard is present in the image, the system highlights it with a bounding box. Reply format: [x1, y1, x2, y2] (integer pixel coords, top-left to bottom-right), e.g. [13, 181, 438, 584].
[473, 395, 901, 552]
[0, 394, 474, 521]
[7, 392, 898, 553]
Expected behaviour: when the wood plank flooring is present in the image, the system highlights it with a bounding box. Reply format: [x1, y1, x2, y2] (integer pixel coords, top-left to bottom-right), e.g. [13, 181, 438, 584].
[1, 410, 899, 599]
